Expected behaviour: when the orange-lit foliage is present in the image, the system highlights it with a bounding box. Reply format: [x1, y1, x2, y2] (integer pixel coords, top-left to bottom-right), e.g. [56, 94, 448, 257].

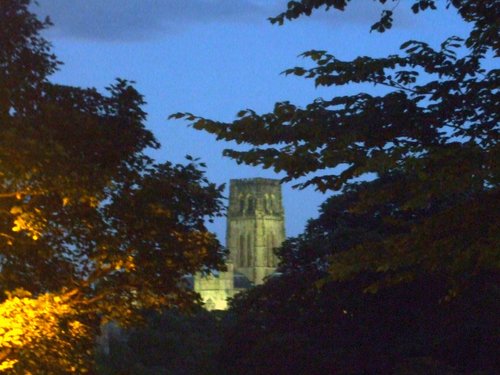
[0, 0, 225, 371]
[0, 289, 93, 373]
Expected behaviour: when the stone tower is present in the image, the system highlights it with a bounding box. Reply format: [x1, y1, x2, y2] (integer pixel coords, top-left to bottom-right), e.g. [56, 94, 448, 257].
[227, 178, 286, 285]
[194, 178, 286, 310]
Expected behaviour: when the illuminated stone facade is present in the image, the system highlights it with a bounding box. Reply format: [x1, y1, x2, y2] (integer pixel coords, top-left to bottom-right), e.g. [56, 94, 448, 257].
[194, 178, 285, 310]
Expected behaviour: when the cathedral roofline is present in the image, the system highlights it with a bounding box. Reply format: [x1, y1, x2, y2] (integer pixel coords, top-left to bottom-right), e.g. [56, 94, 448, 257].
[230, 177, 281, 186]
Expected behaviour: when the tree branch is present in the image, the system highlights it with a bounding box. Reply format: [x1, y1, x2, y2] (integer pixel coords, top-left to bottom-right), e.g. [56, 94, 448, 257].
[0, 190, 43, 199]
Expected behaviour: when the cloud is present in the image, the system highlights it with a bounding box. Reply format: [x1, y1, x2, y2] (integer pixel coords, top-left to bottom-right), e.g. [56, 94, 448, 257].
[35, 0, 279, 42]
[34, 0, 418, 43]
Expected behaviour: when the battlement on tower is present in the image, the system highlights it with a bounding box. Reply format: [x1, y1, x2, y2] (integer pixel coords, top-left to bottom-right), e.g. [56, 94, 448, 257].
[230, 177, 281, 185]
[228, 178, 284, 217]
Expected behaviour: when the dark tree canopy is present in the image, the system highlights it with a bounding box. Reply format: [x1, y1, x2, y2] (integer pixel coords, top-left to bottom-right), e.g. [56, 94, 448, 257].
[175, 0, 499, 293]
[110, 179, 497, 374]
[218, 182, 499, 374]
[0, 1, 225, 372]
[175, 3, 499, 373]
[270, 0, 500, 56]
[97, 309, 225, 375]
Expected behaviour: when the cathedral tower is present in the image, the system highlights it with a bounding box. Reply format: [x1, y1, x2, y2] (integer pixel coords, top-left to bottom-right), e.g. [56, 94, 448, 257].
[227, 178, 285, 285]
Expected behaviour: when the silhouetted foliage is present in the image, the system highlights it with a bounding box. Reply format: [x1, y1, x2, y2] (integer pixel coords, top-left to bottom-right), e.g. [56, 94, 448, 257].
[97, 309, 225, 375]
[219, 184, 499, 374]
[174, 2, 499, 372]
[175, 0, 499, 294]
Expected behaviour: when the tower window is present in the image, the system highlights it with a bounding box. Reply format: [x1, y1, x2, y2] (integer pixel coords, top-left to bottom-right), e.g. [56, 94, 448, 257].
[239, 234, 245, 267]
[247, 195, 254, 213]
[264, 194, 269, 213]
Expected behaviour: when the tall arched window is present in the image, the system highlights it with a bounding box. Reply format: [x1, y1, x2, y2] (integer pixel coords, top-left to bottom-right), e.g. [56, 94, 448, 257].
[266, 234, 272, 267]
[270, 194, 276, 213]
[247, 195, 254, 213]
[239, 194, 245, 213]
[239, 234, 246, 267]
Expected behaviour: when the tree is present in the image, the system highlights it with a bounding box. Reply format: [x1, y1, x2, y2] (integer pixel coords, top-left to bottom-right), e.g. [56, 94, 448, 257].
[174, 2, 499, 372]
[97, 308, 225, 375]
[174, 0, 499, 293]
[0, 1, 225, 372]
[218, 183, 499, 374]
[0, 289, 93, 373]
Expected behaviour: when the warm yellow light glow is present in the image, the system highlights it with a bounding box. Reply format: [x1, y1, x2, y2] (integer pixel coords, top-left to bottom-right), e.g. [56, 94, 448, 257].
[9, 208, 45, 240]
[0, 290, 88, 372]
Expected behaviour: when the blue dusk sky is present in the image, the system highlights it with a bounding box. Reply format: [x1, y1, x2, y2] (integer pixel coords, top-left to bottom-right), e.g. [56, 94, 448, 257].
[34, 0, 471, 244]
